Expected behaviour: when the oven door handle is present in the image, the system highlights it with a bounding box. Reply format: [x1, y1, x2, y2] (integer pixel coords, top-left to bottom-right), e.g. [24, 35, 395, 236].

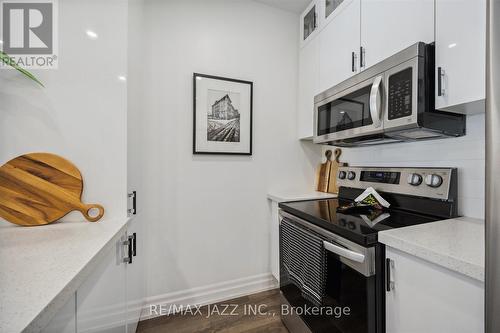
[369, 75, 383, 128]
[323, 241, 365, 263]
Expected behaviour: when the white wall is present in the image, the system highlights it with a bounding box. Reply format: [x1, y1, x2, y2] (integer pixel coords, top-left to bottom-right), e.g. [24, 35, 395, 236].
[0, 0, 128, 222]
[322, 114, 485, 219]
[138, 0, 320, 302]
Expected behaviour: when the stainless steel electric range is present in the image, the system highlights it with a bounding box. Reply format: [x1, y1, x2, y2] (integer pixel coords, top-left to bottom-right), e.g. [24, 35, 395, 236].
[278, 166, 458, 333]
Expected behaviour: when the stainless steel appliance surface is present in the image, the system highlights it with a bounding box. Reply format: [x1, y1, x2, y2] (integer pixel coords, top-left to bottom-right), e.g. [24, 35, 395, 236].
[313, 42, 466, 147]
[278, 166, 459, 333]
[485, 0, 499, 331]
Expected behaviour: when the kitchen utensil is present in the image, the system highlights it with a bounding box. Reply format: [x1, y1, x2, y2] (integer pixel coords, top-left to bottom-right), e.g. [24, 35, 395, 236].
[0, 153, 104, 226]
[327, 148, 347, 194]
[316, 150, 332, 192]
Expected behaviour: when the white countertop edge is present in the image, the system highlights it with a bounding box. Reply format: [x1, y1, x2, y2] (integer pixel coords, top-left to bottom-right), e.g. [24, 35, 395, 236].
[0, 217, 131, 333]
[379, 218, 484, 282]
[267, 190, 337, 203]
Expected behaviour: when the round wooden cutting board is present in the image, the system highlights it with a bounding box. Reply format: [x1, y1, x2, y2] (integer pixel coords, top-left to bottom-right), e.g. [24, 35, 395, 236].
[0, 153, 104, 226]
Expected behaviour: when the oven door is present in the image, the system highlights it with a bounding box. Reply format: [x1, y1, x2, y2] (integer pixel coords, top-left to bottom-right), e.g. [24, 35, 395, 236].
[313, 75, 384, 144]
[279, 211, 379, 333]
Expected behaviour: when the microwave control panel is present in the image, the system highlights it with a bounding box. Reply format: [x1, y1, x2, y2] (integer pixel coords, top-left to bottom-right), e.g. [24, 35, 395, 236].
[388, 67, 413, 120]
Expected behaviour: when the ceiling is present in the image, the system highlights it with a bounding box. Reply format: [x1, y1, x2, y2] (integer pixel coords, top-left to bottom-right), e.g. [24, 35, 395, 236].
[254, 0, 310, 14]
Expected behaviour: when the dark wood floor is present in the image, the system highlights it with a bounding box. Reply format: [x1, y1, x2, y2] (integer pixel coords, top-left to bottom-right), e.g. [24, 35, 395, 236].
[137, 289, 289, 333]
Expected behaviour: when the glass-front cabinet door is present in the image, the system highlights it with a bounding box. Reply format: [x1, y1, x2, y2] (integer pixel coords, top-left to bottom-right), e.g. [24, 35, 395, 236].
[300, 1, 318, 45]
[325, 0, 344, 19]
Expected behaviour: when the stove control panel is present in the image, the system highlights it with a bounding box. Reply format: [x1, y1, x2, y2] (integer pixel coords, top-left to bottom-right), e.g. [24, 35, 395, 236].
[337, 167, 456, 200]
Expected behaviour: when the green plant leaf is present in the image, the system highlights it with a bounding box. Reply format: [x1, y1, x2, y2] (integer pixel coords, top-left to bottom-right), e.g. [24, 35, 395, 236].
[0, 51, 44, 87]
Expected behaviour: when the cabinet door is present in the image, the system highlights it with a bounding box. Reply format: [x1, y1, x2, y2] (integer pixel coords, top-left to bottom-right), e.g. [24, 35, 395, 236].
[300, 0, 319, 46]
[41, 294, 76, 333]
[297, 35, 320, 139]
[386, 247, 484, 333]
[126, 220, 145, 333]
[435, 0, 486, 112]
[360, 0, 434, 69]
[77, 233, 127, 333]
[318, 0, 361, 92]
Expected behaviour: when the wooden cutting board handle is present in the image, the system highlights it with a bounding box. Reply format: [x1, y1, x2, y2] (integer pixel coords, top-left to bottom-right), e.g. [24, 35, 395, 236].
[327, 148, 347, 194]
[0, 153, 105, 226]
[316, 150, 333, 192]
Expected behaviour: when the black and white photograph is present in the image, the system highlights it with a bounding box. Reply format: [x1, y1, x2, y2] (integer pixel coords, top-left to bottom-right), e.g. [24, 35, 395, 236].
[207, 89, 241, 142]
[193, 73, 253, 155]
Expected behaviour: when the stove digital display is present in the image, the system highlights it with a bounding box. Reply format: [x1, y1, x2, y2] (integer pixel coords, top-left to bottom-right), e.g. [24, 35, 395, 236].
[360, 171, 400, 184]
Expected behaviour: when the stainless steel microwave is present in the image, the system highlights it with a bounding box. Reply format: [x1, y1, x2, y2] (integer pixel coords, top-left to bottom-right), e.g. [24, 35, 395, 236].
[313, 42, 466, 147]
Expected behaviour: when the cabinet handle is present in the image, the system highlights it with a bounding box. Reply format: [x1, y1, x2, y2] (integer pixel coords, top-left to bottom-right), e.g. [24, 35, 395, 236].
[123, 236, 133, 264]
[386, 258, 394, 291]
[360, 46, 365, 69]
[352, 52, 357, 72]
[438, 67, 445, 96]
[132, 232, 137, 257]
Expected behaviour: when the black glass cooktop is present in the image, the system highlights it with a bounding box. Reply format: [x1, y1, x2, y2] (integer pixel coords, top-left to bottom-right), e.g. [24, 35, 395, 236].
[279, 198, 441, 246]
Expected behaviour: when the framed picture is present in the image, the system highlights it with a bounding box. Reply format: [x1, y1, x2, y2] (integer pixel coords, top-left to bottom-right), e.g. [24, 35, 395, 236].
[193, 73, 253, 155]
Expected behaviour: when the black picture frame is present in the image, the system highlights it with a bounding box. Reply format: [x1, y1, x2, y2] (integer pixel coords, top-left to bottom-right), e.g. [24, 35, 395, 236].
[193, 73, 253, 155]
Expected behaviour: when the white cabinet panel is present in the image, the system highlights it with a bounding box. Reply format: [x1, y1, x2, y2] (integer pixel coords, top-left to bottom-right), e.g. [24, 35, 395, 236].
[270, 201, 280, 281]
[77, 233, 127, 333]
[298, 36, 320, 139]
[319, 0, 361, 92]
[360, 0, 434, 69]
[435, 0, 486, 112]
[126, 220, 145, 333]
[386, 247, 484, 333]
[41, 294, 76, 333]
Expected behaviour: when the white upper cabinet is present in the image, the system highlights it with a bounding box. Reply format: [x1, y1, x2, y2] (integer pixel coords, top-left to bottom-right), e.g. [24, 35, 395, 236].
[435, 0, 486, 113]
[298, 35, 320, 139]
[319, 0, 361, 92]
[360, 0, 434, 69]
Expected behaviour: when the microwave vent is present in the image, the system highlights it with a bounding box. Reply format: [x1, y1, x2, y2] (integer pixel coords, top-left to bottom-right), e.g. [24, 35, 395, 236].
[390, 129, 443, 140]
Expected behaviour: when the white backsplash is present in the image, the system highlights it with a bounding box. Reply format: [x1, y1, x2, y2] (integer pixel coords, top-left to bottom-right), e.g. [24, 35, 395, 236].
[321, 114, 485, 219]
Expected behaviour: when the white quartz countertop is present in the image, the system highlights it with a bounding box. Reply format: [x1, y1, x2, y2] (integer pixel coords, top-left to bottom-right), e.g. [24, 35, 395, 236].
[379, 217, 484, 282]
[0, 217, 130, 333]
[267, 189, 337, 203]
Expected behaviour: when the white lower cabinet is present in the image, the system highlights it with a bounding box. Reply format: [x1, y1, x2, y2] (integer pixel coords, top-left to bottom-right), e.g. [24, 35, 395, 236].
[269, 200, 280, 281]
[126, 218, 146, 333]
[77, 232, 128, 333]
[41, 294, 76, 333]
[43, 222, 145, 333]
[385, 247, 484, 333]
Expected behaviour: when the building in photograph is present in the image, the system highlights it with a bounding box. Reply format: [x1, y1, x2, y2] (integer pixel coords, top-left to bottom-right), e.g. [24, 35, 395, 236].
[211, 94, 240, 120]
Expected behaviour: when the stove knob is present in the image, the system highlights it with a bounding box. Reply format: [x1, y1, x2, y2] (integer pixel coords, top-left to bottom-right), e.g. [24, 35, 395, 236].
[347, 171, 356, 180]
[425, 174, 443, 188]
[407, 173, 423, 186]
[338, 171, 347, 179]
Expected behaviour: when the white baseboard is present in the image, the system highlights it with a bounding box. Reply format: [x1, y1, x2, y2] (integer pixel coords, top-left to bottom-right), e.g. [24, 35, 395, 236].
[140, 273, 278, 321]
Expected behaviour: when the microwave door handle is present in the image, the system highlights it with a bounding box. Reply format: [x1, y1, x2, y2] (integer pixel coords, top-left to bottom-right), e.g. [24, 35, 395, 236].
[369, 75, 383, 128]
[323, 241, 365, 263]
